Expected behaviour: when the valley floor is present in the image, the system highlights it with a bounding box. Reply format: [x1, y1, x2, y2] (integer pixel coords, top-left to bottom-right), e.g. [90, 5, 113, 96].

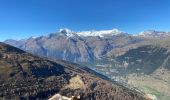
[84, 60, 170, 100]
[127, 69, 170, 100]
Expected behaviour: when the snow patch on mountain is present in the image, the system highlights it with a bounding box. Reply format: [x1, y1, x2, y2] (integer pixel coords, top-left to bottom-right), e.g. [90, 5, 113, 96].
[59, 28, 124, 37]
[76, 29, 123, 37]
[59, 28, 75, 37]
[137, 30, 170, 37]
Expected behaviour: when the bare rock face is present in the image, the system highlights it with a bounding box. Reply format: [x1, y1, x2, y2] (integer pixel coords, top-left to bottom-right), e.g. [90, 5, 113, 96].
[6, 31, 95, 62]
[0, 42, 150, 100]
[4, 29, 170, 64]
[4, 29, 134, 63]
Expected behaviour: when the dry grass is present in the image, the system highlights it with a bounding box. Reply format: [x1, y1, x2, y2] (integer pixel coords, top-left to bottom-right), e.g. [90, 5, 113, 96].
[65, 75, 86, 90]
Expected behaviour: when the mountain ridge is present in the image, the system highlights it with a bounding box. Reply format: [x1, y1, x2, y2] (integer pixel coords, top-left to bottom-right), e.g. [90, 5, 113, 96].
[0, 42, 150, 100]
[4, 28, 170, 69]
[3, 28, 139, 62]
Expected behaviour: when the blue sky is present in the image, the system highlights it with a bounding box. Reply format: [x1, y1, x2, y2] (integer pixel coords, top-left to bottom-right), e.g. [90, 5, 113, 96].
[0, 0, 170, 41]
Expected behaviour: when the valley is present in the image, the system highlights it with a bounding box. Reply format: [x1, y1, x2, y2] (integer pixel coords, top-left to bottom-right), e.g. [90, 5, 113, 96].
[0, 42, 150, 100]
[83, 44, 170, 100]
[4, 29, 170, 100]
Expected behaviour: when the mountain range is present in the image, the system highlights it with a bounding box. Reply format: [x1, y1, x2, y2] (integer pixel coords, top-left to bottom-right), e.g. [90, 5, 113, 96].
[4, 28, 170, 99]
[3, 28, 159, 62]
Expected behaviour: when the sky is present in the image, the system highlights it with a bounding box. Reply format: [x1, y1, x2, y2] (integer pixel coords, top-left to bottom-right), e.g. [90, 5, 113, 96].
[0, 0, 170, 41]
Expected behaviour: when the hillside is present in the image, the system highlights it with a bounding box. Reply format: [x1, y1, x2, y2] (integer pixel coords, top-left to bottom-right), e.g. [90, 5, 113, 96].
[0, 42, 150, 100]
[86, 44, 170, 100]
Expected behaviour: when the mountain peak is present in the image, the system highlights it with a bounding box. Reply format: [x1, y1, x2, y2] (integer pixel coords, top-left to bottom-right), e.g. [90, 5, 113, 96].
[58, 28, 75, 37]
[138, 30, 170, 37]
[59, 28, 73, 34]
[58, 28, 125, 37]
[76, 28, 124, 37]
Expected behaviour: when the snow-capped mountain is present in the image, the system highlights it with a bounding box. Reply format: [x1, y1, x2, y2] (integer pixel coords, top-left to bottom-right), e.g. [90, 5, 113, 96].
[59, 28, 75, 37]
[137, 30, 170, 38]
[76, 28, 125, 37]
[4, 28, 170, 63]
[4, 28, 133, 62]
[58, 28, 125, 37]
